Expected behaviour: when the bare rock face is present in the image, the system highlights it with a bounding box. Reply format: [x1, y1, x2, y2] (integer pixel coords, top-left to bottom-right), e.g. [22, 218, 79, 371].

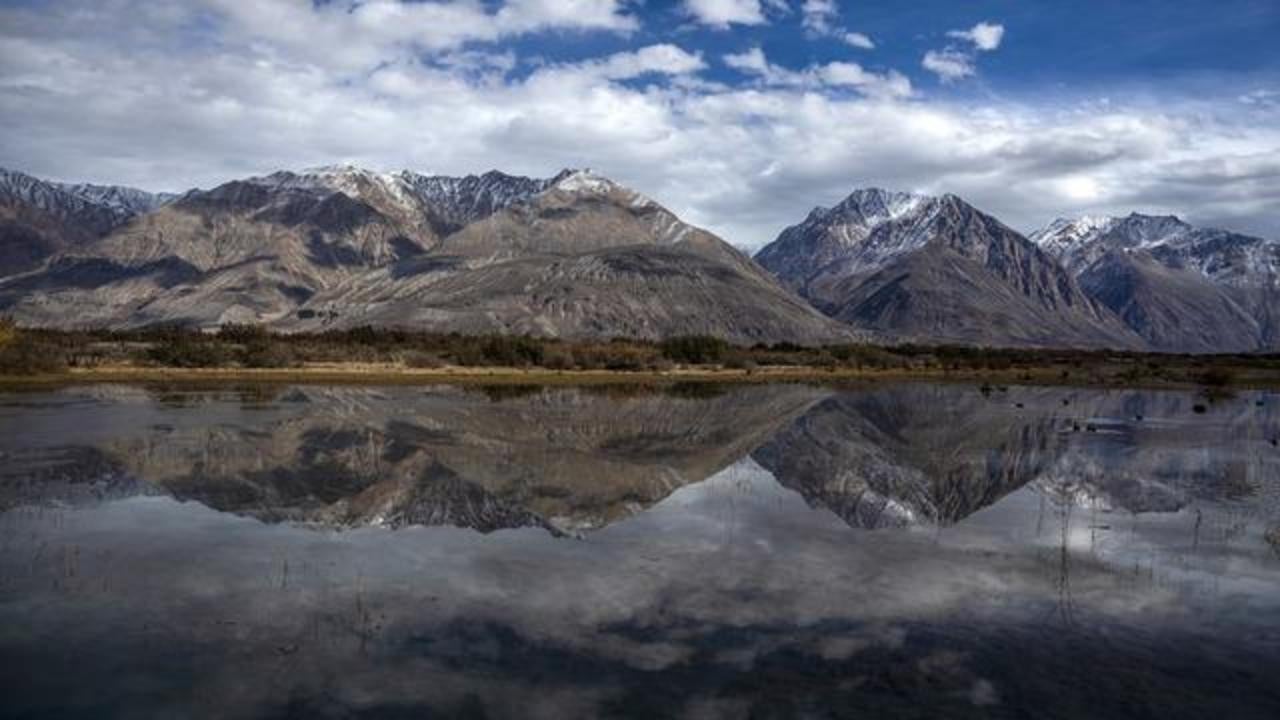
[289, 170, 855, 344]
[0, 166, 852, 344]
[1033, 213, 1280, 352]
[756, 189, 1141, 349]
[0, 167, 173, 277]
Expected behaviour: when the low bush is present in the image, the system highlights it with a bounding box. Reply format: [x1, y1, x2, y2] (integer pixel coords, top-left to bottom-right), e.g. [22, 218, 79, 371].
[240, 340, 297, 369]
[0, 317, 15, 349]
[145, 336, 232, 368]
[660, 335, 730, 364]
[1198, 366, 1236, 387]
[404, 351, 446, 369]
[0, 334, 68, 375]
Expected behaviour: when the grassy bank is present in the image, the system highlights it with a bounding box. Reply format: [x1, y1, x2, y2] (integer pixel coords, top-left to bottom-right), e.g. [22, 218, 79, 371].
[2, 320, 1280, 389]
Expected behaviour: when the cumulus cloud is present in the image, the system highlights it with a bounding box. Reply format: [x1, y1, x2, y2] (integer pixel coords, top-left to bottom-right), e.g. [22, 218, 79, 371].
[586, 45, 707, 80]
[801, 0, 875, 49]
[923, 20, 1004, 82]
[922, 49, 976, 82]
[684, 0, 769, 28]
[948, 22, 1005, 52]
[841, 32, 876, 50]
[1, 1, 1276, 249]
[723, 47, 911, 98]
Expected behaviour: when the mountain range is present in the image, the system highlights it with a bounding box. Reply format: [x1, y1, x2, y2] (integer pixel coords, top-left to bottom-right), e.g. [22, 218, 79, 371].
[1, 164, 1276, 352]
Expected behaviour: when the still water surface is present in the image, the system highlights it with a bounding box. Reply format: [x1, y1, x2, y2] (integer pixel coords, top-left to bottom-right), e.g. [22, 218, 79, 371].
[1, 382, 1278, 718]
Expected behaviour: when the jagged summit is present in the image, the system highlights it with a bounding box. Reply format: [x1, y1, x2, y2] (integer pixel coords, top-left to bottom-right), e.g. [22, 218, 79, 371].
[1031, 211, 1277, 280]
[0, 164, 852, 344]
[754, 186, 1141, 349]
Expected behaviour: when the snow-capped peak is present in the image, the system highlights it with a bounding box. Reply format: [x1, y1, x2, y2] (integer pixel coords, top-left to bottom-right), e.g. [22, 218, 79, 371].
[830, 188, 930, 226]
[549, 168, 617, 195]
[546, 168, 660, 210]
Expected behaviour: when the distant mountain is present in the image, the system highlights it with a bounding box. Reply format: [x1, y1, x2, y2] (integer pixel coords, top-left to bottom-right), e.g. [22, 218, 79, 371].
[0, 167, 174, 276]
[1032, 213, 1280, 351]
[0, 165, 853, 344]
[755, 189, 1141, 349]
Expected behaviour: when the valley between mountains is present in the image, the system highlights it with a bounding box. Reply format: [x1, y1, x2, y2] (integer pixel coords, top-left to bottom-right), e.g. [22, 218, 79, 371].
[2, 164, 1277, 353]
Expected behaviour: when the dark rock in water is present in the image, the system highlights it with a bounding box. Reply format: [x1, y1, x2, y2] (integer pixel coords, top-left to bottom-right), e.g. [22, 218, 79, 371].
[1086, 423, 1098, 432]
[1135, 414, 1144, 421]
[1193, 404, 1208, 414]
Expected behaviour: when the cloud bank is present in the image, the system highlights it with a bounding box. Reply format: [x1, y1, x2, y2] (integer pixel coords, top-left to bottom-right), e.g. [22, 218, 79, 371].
[1, 1, 1276, 249]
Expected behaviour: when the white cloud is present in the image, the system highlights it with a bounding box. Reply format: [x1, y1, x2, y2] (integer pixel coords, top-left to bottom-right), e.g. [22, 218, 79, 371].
[948, 22, 1005, 52]
[724, 47, 911, 99]
[200, 0, 638, 71]
[1239, 89, 1280, 107]
[801, 0, 838, 34]
[684, 0, 768, 28]
[1, 1, 1276, 250]
[922, 49, 976, 82]
[801, 0, 875, 49]
[588, 45, 707, 80]
[923, 21, 1004, 82]
[841, 32, 876, 50]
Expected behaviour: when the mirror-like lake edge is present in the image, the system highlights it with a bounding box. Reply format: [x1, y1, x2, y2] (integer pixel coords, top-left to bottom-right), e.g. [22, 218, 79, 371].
[2, 381, 1279, 719]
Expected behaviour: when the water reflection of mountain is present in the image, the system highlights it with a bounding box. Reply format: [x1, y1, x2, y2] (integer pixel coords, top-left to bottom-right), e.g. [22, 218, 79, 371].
[753, 385, 1071, 528]
[2, 383, 1276, 535]
[2, 385, 823, 534]
[755, 385, 1279, 528]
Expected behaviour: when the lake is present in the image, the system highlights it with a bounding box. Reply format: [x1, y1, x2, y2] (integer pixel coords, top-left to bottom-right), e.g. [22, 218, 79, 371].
[1, 382, 1278, 719]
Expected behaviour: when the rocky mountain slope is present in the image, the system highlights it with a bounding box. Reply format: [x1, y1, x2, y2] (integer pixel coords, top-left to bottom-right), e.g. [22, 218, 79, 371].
[755, 189, 1142, 349]
[1032, 214, 1280, 351]
[0, 167, 173, 276]
[0, 166, 853, 344]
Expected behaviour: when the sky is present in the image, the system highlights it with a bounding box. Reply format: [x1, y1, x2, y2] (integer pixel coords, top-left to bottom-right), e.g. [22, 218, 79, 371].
[0, 0, 1277, 250]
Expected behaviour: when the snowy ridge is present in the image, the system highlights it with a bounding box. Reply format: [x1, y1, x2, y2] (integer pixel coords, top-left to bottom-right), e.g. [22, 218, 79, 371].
[0, 166, 171, 228]
[1033, 212, 1280, 285]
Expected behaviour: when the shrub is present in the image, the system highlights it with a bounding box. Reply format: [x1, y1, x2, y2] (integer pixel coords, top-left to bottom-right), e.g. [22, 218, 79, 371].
[479, 336, 545, 366]
[0, 334, 68, 375]
[1198, 366, 1236, 387]
[541, 347, 574, 370]
[217, 323, 270, 344]
[404, 351, 446, 369]
[145, 336, 231, 368]
[0, 317, 15, 350]
[241, 340, 297, 369]
[659, 335, 730, 364]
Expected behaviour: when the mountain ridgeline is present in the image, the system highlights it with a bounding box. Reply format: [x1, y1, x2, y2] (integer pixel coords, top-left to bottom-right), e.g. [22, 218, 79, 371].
[755, 188, 1279, 352]
[1, 165, 1276, 352]
[0, 166, 851, 345]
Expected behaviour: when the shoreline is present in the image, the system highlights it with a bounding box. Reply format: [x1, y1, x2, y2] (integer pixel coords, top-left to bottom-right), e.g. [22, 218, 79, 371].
[1, 363, 1277, 391]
